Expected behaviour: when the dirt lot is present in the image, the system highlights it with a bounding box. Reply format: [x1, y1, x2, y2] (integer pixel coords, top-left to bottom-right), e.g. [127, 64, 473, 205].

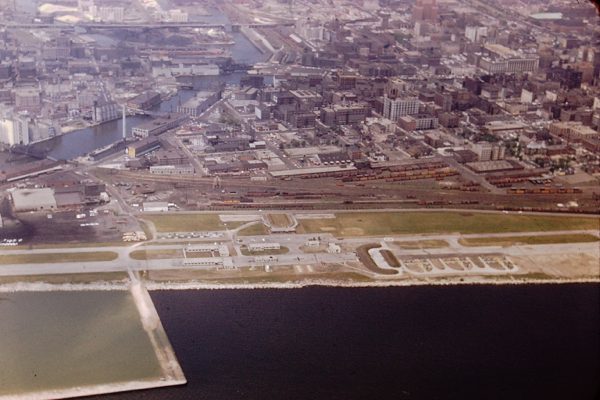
[511, 253, 600, 278]
[459, 234, 599, 247]
[1, 198, 140, 245]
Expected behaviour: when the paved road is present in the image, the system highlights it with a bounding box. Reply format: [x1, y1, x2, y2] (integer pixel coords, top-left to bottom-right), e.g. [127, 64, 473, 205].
[0, 229, 598, 277]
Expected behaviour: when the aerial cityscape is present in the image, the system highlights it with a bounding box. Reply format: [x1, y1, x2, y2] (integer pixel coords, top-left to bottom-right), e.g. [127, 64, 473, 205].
[0, 0, 598, 399]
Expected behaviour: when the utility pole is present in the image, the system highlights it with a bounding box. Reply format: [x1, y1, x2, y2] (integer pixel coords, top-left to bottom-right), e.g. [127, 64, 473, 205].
[122, 104, 127, 141]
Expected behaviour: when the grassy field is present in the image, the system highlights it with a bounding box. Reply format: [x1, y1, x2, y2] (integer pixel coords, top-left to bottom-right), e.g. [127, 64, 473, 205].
[380, 249, 401, 268]
[142, 214, 244, 232]
[237, 223, 270, 236]
[267, 213, 292, 228]
[297, 211, 600, 237]
[0, 252, 119, 265]
[240, 246, 290, 256]
[2, 242, 129, 250]
[394, 239, 449, 249]
[356, 244, 398, 275]
[0, 272, 129, 284]
[459, 234, 600, 247]
[129, 249, 182, 260]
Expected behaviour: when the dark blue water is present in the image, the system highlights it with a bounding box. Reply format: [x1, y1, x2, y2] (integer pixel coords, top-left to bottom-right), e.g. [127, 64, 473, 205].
[46, 115, 150, 160]
[92, 284, 600, 400]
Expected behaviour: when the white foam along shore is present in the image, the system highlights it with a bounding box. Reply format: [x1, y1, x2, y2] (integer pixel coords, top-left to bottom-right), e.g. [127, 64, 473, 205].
[1, 276, 598, 293]
[130, 282, 187, 385]
[0, 378, 186, 400]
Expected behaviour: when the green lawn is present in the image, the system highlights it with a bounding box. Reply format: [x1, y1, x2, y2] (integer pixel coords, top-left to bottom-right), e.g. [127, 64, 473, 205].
[2, 242, 129, 250]
[240, 246, 290, 256]
[394, 239, 449, 249]
[237, 223, 270, 236]
[129, 249, 183, 260]
[0, 252, 119, 265]
[143, 214, 244, 232]
[459, 234, 600, 247]
[297, 211, 600, 237]
[267, 213, 292, 228]
[0, 272, 128, 284]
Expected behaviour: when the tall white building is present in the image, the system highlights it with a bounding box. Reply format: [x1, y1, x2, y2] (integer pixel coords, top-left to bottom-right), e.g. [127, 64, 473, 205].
[465, 26, 487, 42]
[383, 96, 420, 120]
[92, 6, 125, 22]
[167, 9, 188, 23]
[78, 0, 94, 12]
[0, 116, 29, 146]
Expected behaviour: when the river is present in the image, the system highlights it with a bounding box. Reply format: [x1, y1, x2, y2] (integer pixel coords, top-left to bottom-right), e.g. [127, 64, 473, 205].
[43, 6, 267, 161]
[89, 284, 600, 400]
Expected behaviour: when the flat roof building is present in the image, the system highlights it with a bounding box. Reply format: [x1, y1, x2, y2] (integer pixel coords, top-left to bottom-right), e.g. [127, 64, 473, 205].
[177, 90, 221, 118]
[11, 188, 57, 212]
[142, 201, 169, 212]
[132, 115, 188, 138]
[248, 242, 281, 252]
[127, 137, 161, 158]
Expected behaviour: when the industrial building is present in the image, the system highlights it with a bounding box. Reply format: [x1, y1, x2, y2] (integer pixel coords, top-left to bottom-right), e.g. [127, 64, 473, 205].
[479, 44, 539, 74]
[142, 201, 169, 212]
[127, 137, 161, 158]
[177, 90, 221, 118]
[131, 115, 188, 138]
[149, 165, 195, 175]
[127, 91, 161, 110]
[320, 103, 371, 126]
[11, 188, 57, 212]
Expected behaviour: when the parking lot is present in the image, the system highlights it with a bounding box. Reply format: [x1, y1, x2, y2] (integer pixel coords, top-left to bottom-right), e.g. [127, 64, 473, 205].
[398, 254, 518, 277]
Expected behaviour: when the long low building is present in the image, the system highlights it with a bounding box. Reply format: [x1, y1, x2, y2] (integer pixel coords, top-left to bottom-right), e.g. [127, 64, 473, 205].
[149, 165, 195, 175]
[127, 137, 161, 158]
[182, 257, 234, 269]
[248, 242, 281, 252]
[269, 165, 357, 178]
[142, 201, 169, 212]
[185, 244, 229, 256]
[132, 114, 188, 138]
[11, 188, 57, 212]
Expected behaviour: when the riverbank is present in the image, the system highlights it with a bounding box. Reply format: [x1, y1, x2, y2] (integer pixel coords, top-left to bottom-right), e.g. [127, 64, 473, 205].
[239, 26, 274, 55]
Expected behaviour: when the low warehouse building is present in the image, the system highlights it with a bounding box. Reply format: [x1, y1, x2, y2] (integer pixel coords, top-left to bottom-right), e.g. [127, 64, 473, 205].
[142, 201, 169, 212]
[11, 188, 57, 212]
[248, 242, 281, 252]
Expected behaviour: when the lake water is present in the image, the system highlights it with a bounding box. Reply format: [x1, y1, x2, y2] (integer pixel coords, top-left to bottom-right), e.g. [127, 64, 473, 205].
[0, 290, 164, 398]
[90, 284, 600, 400]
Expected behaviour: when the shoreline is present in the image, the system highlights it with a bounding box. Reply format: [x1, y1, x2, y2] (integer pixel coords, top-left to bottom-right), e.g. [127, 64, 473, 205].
[0, 378, 186, 400]
[1, 276, 598, 293]
[0, 284, 186, 400]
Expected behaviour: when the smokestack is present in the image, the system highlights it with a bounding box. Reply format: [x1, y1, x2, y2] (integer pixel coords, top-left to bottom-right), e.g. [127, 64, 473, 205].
[122, 104, 126, 141]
